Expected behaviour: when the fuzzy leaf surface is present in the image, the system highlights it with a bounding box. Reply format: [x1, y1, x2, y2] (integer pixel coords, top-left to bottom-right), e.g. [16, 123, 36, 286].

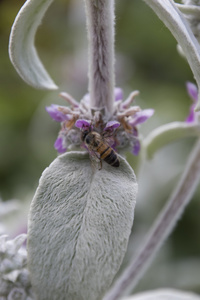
[143, 121, 200, 159]
[9, 0, 58, 90]
[123, 289, 200, 300]
[28, 151, 137, 300]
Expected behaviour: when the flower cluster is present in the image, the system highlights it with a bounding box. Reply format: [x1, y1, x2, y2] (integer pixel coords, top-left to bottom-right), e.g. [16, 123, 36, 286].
[46, 88, 154, 156]
[186, 81, 199, 123]
[0, 234, 34, 300]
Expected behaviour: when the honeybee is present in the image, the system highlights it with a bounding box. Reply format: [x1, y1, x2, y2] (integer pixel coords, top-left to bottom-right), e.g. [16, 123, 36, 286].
[81, 128, 120, 169]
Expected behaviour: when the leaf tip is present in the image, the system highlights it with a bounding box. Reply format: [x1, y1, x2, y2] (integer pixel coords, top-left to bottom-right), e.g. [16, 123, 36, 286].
[8, 0, 58, 90]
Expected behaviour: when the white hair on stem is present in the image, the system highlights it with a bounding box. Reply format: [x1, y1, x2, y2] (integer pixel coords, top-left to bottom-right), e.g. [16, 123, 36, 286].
[84, 0, 115, 116]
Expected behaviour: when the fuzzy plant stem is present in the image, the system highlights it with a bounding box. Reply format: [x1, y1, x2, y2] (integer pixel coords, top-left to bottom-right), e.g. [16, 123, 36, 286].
[103, 138, 200, 300]
[84, 0, 115, 115]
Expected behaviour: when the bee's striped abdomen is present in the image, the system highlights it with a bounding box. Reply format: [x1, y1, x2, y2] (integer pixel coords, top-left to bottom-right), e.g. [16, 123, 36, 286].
[99, 145, 119, 167]
[84, 131, 120, 168]
[99, 145, 110, 158]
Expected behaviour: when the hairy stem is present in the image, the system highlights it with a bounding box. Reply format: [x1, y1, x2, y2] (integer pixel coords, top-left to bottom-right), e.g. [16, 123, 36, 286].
[84, 0, 115, 115]
[104, 138, 200, 300]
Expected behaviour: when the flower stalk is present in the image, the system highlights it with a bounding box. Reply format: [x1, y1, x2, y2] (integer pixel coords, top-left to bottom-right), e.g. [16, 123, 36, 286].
[84, 0, 115, 115]
[104, 138, 200, 300]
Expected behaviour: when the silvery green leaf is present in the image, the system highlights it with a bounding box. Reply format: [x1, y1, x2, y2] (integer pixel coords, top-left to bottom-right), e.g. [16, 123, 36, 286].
[7, 287, 27, 300]
[0, 235, 33, 299]
[0, 235, 8, 253]
[9, 0, 58, 90]
[143, 121, 200, 159]
[143, 0, 200, 111]
[176, 3, 200, 18]
[6, 234, 27, 256]
[122, 289, 200, 300]
[28, 151, 137, 300]
[3, 270, 21, 283]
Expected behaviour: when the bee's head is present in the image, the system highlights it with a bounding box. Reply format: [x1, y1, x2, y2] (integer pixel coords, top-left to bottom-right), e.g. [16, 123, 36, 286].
[75, 119, 93, 142]
[81, 129, 90, 142]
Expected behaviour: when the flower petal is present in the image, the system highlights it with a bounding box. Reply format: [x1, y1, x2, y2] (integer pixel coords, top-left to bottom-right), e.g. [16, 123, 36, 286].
[46, 105, 68, 122]
[104, 120, 120, 131]
[75, 119, 91, 129]
[54, 136, 67, 153]
[186, 103, 196, 123]
[185, 82, 198, 123]
[114, 87, 123, 101]
[9, 0, 57, 90]
[130, 109, 154, 126]
[186, 82, 198, 102]
[132, 140, 140, 156]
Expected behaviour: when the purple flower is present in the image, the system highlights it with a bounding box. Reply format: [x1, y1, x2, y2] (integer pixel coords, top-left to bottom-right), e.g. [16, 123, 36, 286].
[123, 109, 154, 156]
[186, 82, 198, 101]
[54, 136, 67, 153]
[114, 87, 123, 101]
[46, 87, 155, 156]
[75, 119, 91, 130]
[132, 139, 140, 156]
[104, 120, 120, 132]
[46, 104, 68, 122]
[186, 82, 198, 123]
[129, 109, 154, 127]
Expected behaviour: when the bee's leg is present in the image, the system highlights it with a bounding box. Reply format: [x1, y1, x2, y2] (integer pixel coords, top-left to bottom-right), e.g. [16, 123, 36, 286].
[94, 154, 102, 170]
[90, 151, 102, 170]
[98, 159, 102, 170]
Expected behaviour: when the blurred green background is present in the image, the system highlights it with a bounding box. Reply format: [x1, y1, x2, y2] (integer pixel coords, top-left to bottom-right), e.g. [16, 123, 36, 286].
[0, 0, 193, 200]
[0, 0, 199, 294]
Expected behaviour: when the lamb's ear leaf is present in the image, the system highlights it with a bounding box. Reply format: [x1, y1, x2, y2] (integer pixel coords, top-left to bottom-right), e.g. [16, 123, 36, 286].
[27, 151, 138, 300]
[143, 0, 200, 111]
[122, 288, 200, 300]
[143, 122, 200, 159]
[9, 0, 58, 90]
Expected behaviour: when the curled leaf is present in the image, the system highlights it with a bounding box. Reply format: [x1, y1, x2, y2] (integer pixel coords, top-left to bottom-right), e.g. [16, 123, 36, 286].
[9, 0, 58, 90]
[28, 151, 137, 300]
[143, 0, 200, 111]
[122, 289, 200, 300]
[143, 121, 200, 159]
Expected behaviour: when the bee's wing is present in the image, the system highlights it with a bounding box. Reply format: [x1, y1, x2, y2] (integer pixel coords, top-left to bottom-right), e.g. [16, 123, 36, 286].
[86, 144, 102, 170]
[87, 146, 100, 160]
[102, 133, 116, 149]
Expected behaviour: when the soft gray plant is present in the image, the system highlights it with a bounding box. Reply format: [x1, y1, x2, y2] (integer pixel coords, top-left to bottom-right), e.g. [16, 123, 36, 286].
[0, 234, 33, 300]
[2, 0, 200, 299]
